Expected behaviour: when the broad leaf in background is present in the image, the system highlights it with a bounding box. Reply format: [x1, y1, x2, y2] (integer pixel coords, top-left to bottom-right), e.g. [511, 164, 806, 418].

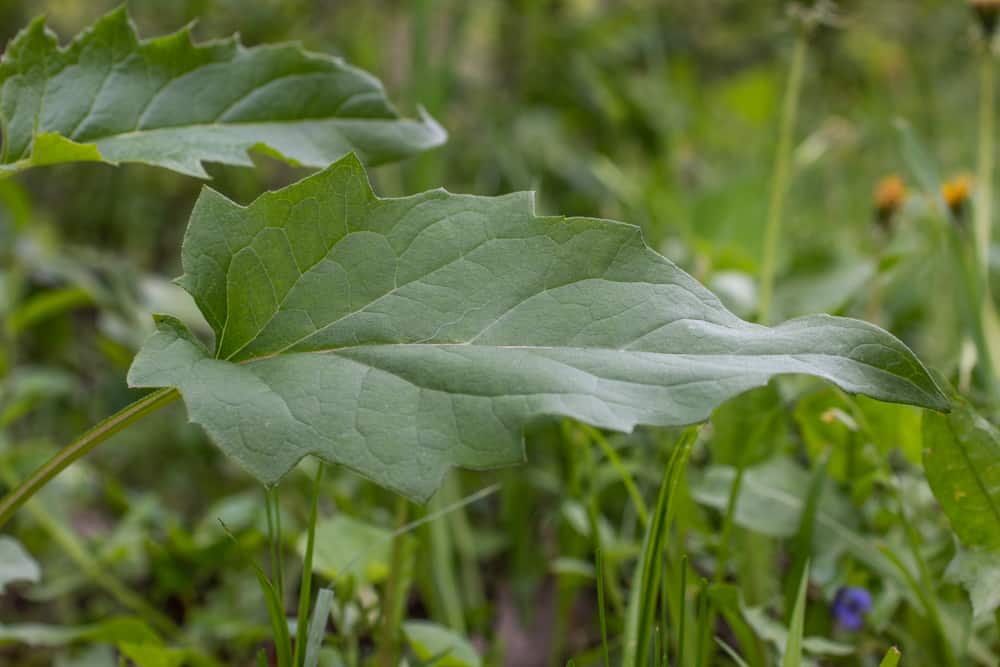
[691, 458, 895, 581]
[709, 383, 788, 467]
[0, 536, 40, 593]
[945, 548, 1000, 621]
[0, 8, 445, 178]
[742, 606, 853, 660]
[129, 154, 948, 501]
[924, 400, 1000, 551]
[924, 400, 1000, 618]
[402, 621, 482, 667]
[297, 515, 394, 585]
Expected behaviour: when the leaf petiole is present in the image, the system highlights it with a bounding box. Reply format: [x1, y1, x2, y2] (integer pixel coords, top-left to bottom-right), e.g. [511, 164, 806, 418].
[0, 387, 179, 529]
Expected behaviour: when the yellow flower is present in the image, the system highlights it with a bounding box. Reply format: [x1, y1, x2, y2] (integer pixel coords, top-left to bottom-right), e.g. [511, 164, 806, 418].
[874, 175, 906, 226]
[942, 174, 974, 220]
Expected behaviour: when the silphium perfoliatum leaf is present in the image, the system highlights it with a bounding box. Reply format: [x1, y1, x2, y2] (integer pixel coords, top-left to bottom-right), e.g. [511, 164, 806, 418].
[0, 7, 444, 178]
[128, 154, 949, 501]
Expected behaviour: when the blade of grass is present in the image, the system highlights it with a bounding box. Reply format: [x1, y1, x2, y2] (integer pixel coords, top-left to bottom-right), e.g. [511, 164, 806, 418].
[293, 463, 324, 667]
[584, 424, 649, 527]
[659, 558, 669, 667]
[784, 455, 828, 622]
[695, 578, 711, 667]
[880, 646, 902, 667]
[625, 427, 697, 667]
[590, 514, 611, 667]
[676, 555, 688, 667]
[303, 588, 334, 667]
[222, 520, 293, 667]
[715, 638, 752, 667]
[781, 561, 809, 667]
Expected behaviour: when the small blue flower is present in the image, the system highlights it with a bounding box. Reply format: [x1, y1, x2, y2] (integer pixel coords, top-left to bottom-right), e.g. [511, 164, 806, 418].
[831, 587, 872, 631]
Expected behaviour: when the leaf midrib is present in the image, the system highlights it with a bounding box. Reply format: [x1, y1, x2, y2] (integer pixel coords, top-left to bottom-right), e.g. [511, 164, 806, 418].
[228, 340, 940, 408]
[951, 419, 1000, 540]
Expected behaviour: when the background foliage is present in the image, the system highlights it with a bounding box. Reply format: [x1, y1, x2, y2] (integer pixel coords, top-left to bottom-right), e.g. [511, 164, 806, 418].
[0, 0, 996, 665]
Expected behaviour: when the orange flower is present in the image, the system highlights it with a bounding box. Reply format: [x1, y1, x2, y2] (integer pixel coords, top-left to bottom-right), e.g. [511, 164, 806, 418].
[874, 175, 906, 226]
[971, 0, 1000, 36]
[942, 174, 974, 220]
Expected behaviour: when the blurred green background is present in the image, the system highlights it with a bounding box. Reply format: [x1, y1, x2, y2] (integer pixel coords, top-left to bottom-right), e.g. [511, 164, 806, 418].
[0, 1, 993, 665]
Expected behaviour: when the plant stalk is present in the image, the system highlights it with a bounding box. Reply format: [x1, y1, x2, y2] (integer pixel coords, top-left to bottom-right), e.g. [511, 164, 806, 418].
[758, 28, 808, 324]
[977, 43, 996, 282]
[975, 41, 1000, 400]
[375, 495, 411, 667]
[0, 387, 179, 529]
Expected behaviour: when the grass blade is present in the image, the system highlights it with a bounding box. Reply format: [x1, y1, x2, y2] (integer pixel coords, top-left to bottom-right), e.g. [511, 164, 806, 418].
[222, 519, 293, 667]
[880, 646, 902, 667]
[784, 455, 827, 621]
[676, 555, 688, 667]
[781, 561, 809, 667]
[715, 638, 752, 667]
[303, 588, 335, 667]
[625, 427, 697, 667]
[585, 469, 611, 665]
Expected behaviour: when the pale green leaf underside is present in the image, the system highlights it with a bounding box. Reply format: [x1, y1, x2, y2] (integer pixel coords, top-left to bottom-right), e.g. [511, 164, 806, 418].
[0, 8, 445, 178]
[128, 154, 947, 501]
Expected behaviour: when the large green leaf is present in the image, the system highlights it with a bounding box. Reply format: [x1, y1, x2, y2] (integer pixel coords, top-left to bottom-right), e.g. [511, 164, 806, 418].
[0, 8, 444, 178]
[924, 400, 1000, 551]
[128, 154, 948, 501]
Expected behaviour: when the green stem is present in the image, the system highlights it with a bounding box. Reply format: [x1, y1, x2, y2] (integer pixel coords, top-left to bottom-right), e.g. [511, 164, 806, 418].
[703, 450, 749, 666]
[894, 492, 959, 667]
[428, 479, 466, 633]
[948, 223, 998, 398]
[293, 463, 323, 667]
[583, 425, 649, 527]
[0, 387, 179, 529]
[713, 466, 745, 588]
[376, 495, 411, 667]
[757, 28, 808, 324]
[975, 43, 1000, 400]
[976, 44, 995, 281]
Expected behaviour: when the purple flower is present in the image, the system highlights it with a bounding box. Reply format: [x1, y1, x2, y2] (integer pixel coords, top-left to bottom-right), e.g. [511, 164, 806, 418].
[831, 587, 872, 631]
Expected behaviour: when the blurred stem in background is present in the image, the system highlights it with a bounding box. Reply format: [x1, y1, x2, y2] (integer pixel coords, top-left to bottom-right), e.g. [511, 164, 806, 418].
[756, 21, 808, 324]
[713, 12, 813, 663]
[975, 29, 1000, 403]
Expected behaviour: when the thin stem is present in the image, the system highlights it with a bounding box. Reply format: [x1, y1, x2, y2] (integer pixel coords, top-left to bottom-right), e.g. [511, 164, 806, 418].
[975, 43, 1000, 399]
[676, 555, 688, 667]
[894, 489, 959, 667]
[583, 425, 649, 527]
[293, 463, 323, 667]
[0, 387, 179, 529]
[375, 495, 411, 667]
[713, 466, 745, 588]
[976, 44, 995, 280]
[757, 28, 808, 324]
